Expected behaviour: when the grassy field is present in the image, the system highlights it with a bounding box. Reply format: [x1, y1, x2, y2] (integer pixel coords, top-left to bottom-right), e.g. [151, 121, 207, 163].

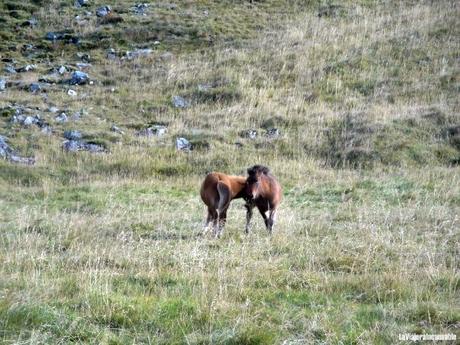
[1, 0, 459, 344]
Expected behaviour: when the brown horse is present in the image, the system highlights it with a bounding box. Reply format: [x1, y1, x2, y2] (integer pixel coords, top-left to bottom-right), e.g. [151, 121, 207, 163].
[200, 172, 249, 237]
[244, 165, 282, 234]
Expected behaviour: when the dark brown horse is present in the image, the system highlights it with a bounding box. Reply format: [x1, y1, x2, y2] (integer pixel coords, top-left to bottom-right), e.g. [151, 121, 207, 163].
[244, 165, 282, 234]
[200, 172, 248, 237]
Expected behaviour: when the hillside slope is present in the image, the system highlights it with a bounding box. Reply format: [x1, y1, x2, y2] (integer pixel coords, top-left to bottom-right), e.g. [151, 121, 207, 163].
[1, 1, 459, 344]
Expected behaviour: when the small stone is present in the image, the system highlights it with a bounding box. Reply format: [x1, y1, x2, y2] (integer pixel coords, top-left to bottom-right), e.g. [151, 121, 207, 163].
[125, 48, 153, 60]
[76, 52, 91, 62]
[4, 65, 17, 74]
[29, 83, 41, 93]
[198, 84, 211, 92]
[176, 137, 192, 151]
[0, 79, 6, 91]
[62, 139, 105, 153]
[71, 111, 83, 120]
[244, 129, 257, 140]
[45, 32, 64, 41]
[96, 5, 111, 17]
[266, 128, 280, 139]
[62, 140, 82, 152]
[64, 130, 82, 140]
[107, 48, 117, 60]
[68, 89, 77, 96]
[21, 18, 38, 27]
[160, 52, 174, 61]
[75, 0, 89, 7]
[55, 113, 68, 123]
[58, 66, 67, 74]
[111, 125, 124, 134]
[0, 135, 34, 164]
[172, 95, 190, 108]
[48, 106, 59, 113]
[136, 125, 167, 137]
[69, 71, 89, 85]
[76, 62, 91, 70]
[16, 64, 36, 73]
[132, 3, 149, 15]
[41, 125, 52, 135]
[23, 116, 36, 126]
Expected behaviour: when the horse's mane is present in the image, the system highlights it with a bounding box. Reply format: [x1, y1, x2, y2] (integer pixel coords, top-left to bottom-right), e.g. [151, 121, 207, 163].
[247, 165, 270, 176]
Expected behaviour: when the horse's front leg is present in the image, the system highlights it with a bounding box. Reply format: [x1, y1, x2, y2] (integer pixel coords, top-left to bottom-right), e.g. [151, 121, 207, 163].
[244, 202, 254, 234]
[267, 208, 277, 234]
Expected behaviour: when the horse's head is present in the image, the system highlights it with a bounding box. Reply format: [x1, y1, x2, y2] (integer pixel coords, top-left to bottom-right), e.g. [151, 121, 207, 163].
[245, 165, 270, 199]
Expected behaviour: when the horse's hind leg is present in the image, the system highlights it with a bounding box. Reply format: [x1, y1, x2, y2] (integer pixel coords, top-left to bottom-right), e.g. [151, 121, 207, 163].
[215, 182, 231, 238]
[203, 207, 217, 235]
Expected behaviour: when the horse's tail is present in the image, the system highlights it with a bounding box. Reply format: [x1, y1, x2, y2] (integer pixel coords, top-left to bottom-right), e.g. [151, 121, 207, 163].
[216, 181, 231, 213]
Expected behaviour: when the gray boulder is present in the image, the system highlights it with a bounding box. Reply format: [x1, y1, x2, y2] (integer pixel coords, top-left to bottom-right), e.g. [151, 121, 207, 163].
[4, 65, 17, 74]
[172, 96, 190, 108]
[63, 139, 105, 153]
[29, 83, 41, 93]
[111, 125, 124, 134]
[55, 113, 68, 123]
[64, 130, 83, 140]
[266, 128, 280, 139]
[69, 71, 89, 85]
[136, 125, 167, 137]
[96, 5, 111, 17]
[176, 137, 192, 151]
[0, 79, 6, 91]
[0, 135, 35, 164]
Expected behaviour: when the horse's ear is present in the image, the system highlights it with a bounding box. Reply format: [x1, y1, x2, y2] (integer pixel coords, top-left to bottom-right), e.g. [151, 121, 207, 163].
[261, 166, 270, 174]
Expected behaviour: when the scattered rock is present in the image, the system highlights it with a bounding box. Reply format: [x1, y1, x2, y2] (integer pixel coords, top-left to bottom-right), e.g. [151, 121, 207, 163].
[21, 18, 38, 27]
[0, 79, 6, 91]
[64, 130, 83, 140]
[58, 66, 67, 74]
[45, 32, 79, 44]
[266, 128, 280, 139]
[176, 137, 192, 151]
[55, 113, 68, 123]
[96, 5, 111, 17]
[75, 0, 90, 7]
[172, 96, 190, 108]
[71, 110, 84, 120]
[45, 32, 63, 41]
[4, 65, 17, 74]
[160, 52, 174, 61]
[107, 48, 118, 60]
[41, 125, 53, 135]
[131, 3, 149, 15]
[29, 83, 41, 93]
[16, 64, 36, 73]
[76, 53, 91, 62]
[198, 84, 211, 92]
[0, 135, 35, 165]
[63, 139, 105, 153]
[48, 106, 59, 113]
[69, 71, 89, 85]
[242, 129, 257, 139]
[76, 62, 91, 70]
[125, 48, 153, 60]
[38, 76, 59, 84]
[111, 125, 124, 134]
[68, 89, 77, 96]
[136, 125, 167, 137]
